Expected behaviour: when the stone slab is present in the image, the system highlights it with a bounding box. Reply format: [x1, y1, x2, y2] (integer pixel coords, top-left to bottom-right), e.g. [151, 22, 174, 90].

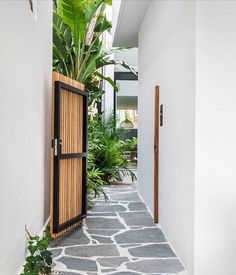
[120, 244, 142, 248]
[87, 212, 117, 216]
[126, 259, 184, 273]
[97, 257, 129, 267]
[59, 256, 97, 271]
[110, 192, 141, 202]
[128, 244, 176, 258]
[128, 202, 147, 211]
[109, 272, 141, 275]
[66, 245, 119, 257]
[119, 211, 154, 227]
[90, 204, 127, 213]
[50, 248, 62, 258]
[115, 228, 166, 244]
[86, 217, 125, 229]
[91, 235, 113, 244]
[87, 229, 120, 236]
[50, 228, 89, 247]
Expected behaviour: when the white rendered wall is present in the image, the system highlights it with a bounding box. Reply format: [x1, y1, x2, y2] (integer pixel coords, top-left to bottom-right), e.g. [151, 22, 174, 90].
[103, 62, 115, 119]
[195, 2, 236, 275]
[103, 5, 115, 119]
[0, 1, 52, 274]
[117, 81, 138, 97]
[114, 48, 138, 72]
[112, 0, 121, 40]
[138, 1, 195, 273]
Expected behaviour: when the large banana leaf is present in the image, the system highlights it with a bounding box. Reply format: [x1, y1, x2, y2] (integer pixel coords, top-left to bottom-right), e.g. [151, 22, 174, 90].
[94, 71, 118, 92]
[96, 57, 137, 76]
[53, 0, 136, 104]
[57, 0, 111, 47]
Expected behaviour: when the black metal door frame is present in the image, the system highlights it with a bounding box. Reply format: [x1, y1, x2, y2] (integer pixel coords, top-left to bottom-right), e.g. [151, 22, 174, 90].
[53, 81, 88, 234]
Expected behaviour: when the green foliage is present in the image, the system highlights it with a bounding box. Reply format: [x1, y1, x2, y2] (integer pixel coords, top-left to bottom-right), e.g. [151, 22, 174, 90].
[88, 114, 137, 185]
[21, 227, 53, 275]
[53, 0, 136, 104]
[87, 150, 108, 200]
[53, 0, 137, 199]
[119, 137, 137, 152]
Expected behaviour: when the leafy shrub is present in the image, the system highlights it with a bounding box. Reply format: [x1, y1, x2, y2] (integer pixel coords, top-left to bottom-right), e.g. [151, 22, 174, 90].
[21, 227, 54, 275]
[119, 137, 137, 152]
[88, 114, 137, 188]
[87, 150, 108, 201]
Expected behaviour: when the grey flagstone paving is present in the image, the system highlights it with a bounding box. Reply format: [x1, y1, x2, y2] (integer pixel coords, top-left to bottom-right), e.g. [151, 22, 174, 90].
[50, 184, 185, 274]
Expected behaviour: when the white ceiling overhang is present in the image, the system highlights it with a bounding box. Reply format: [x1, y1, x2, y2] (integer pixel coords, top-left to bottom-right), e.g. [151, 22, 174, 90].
[112, 0, 151, 47]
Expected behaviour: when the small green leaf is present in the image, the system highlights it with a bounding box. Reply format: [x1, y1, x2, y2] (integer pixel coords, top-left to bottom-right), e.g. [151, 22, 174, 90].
[28, 245, 37, 255]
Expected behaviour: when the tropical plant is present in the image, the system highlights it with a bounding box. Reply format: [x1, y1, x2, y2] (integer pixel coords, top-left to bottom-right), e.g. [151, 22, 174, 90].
[88, 114, 137, 184]
[53, 0, 136, 105]
[53, 0, 137, 199]
[21, 227, 55, 275]
[87, 149, 108, 201]
[120, 137, 137, 152]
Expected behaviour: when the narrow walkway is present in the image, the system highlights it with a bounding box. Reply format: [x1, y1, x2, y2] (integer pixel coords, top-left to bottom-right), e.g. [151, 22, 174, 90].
[50, 184, 185, 275]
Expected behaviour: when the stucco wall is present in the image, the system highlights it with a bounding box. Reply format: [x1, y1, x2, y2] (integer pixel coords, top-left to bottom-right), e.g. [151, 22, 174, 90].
[0, 1, 52, 274]
[138, 1, 195, 273]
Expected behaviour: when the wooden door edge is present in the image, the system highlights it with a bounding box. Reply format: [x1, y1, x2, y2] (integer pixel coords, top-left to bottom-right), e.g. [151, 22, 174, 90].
[154, 85, 159, 223]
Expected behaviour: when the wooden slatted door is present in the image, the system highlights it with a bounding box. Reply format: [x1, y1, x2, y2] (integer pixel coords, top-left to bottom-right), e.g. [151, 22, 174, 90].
[50, 72, 88, 237]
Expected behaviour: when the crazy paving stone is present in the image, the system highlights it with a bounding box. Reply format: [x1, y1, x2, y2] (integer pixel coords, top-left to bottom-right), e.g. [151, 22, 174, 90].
[87, 229, 120, 236]
[50, 227, 89, 247]
[126, 259, 184, 273]
[50, 248, 62, 258]
[110, 192, 141, 202]
[115, 228, 166, 244]
[59, 256, 97, 271]
[105, 184, 133, 189]
[128, 244, 176, 258]
[97, 257, 129, 268]
[101, 268, 117, 272]
[109, 272, 141, 275]
[51, 184, 185, 275]
[119, 211, 155, 227]
[87, 212, 117, 216]
[108, 188, 134, 193]
[86, 217, 125, 229]
[91, 235, 113, 244]
[120, 244, 142, 248]
[90, 204, 127, 213]
[66, 245, 119, 257]
[94, 201, 119, 204]
[128, 202, 147, 211]
[101, 269, 116, 273]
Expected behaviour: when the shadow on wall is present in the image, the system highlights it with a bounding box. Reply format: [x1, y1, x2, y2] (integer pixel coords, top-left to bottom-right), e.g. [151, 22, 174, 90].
[43, 77, 51, 223]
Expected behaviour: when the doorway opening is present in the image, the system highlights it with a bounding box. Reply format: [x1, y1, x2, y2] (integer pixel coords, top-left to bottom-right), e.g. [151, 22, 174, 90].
[114, 71, 138, 175]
